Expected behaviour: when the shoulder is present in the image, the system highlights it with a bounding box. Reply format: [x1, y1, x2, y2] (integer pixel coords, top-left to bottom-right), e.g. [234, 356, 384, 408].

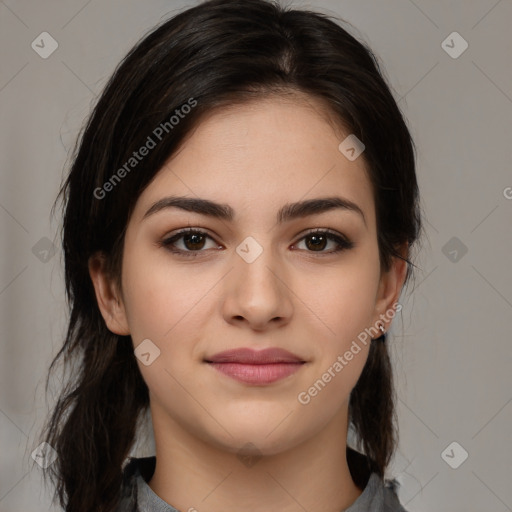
[344, 472, 409, 512]
[382, 477, 409, 512]
[112, 456, 157, 512]
[346, 447, 409, 512]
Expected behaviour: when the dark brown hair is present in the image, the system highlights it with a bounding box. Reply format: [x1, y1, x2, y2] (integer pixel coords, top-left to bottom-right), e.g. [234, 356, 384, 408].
[39, 0, 423, 510]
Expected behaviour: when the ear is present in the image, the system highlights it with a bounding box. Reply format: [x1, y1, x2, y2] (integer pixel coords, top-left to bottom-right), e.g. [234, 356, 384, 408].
[88, 252, 130, 336]
[373, 244, 408, 331]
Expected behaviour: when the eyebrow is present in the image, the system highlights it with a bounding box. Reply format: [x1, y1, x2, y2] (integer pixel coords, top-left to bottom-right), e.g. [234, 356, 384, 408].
[142, 195, 366, 227]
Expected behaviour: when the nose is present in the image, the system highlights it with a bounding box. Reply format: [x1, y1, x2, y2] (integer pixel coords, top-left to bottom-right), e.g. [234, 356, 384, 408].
[221, 243, 294, 331]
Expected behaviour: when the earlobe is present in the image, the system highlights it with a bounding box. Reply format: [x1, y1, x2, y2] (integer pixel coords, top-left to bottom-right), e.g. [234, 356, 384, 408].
[88, 252, 130, 336]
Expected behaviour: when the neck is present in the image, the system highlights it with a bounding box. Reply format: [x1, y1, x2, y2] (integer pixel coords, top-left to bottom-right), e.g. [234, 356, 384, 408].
[147, 401, 364, 512]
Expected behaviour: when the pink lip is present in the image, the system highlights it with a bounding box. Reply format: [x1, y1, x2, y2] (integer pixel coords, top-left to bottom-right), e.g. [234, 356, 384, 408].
[206, 347, 304, 364]
[205, 348, 306, 385]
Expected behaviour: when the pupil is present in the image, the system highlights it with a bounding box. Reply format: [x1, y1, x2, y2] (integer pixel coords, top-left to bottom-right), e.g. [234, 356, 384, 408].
[307, 234, 326, 251]
[185, 233, 204, 250]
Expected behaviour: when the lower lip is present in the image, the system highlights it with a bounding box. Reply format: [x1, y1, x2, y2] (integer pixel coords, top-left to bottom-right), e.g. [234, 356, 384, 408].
[207, 362, 304, 385]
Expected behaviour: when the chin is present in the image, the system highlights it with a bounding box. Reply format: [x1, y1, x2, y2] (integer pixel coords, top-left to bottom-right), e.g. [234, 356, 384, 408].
[202, 418, 310, 458]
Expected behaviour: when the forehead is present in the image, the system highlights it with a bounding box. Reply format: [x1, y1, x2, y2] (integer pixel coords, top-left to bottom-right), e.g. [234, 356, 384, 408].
[131, 95, 375, 230]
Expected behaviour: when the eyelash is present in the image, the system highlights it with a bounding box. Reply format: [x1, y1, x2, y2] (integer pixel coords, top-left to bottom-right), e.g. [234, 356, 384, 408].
[159, 228, 354, 258]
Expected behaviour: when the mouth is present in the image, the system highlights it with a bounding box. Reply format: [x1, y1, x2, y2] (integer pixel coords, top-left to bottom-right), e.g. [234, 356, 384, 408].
[205, 361, 306, 385]
[204, 347, 307, 385]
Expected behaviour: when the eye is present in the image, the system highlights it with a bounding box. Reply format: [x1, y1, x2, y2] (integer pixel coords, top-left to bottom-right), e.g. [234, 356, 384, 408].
[160, 227, 354, 258]
[292, 229, 354, 255]
[160, 228, 219, 257]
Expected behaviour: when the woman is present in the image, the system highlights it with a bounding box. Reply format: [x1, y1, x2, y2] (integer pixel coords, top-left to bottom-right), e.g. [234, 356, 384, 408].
[39, 0, 423, 511]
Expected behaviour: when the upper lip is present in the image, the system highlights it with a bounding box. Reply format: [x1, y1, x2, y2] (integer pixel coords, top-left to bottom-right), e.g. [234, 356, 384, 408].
[205, 348, 305, 364]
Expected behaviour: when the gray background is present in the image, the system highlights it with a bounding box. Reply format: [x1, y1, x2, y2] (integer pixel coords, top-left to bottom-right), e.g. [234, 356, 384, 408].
[1, 0, 511, 510]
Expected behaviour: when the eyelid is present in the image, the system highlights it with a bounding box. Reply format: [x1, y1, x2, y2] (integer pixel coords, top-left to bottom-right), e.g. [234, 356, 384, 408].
[159, 226, 354, 256]
[292, 228, 354, 254]
[294, 227, 347, 241]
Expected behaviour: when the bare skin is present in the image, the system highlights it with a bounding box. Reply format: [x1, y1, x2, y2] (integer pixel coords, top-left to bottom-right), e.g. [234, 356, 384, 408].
[89, 94, 407, 512]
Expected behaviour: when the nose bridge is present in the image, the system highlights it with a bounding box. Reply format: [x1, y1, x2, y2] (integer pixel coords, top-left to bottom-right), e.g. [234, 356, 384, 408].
[223, 233, 292, 326]
[234, 233, 282, 293]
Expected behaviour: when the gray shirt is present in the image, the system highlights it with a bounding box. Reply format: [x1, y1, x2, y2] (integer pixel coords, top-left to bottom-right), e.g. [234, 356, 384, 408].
[114, 454, 408, 512]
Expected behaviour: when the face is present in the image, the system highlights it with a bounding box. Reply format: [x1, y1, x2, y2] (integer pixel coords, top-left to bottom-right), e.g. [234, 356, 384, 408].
[90, 95, 405, 457]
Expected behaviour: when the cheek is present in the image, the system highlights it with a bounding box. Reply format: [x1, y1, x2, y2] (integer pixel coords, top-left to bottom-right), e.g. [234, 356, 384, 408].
[296, 252, 379, 391]
[303, 259, 380, 344]
[121, 255, 210, 401]
[294, 277, 374, 423]
[121, 247, 208, 342]
[326, 281, 377, 344]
